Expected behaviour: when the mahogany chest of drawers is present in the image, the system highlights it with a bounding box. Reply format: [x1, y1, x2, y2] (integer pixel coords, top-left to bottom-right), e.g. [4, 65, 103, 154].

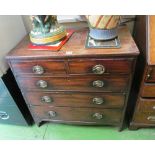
[6, 26, 139, 131]
[129, 16, 155, 130]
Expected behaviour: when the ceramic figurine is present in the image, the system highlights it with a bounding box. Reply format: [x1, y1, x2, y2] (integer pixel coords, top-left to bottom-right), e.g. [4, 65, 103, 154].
[85, 15, 121, 40]
[29, 15, 67, 45]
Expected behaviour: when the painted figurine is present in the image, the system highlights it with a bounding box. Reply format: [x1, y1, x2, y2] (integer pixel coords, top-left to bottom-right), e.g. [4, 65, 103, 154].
[29, 15, 67, 45]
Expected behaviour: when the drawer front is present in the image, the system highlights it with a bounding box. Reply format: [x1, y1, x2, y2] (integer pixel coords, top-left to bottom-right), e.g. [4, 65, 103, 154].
[0, 97, 16, 106]
[133, 111, 155, 125]
[11, 60, 66, 75]
[145, 66, 155, 82]
[0, 79, 9, 98]
[141, 83, 155, 97]
[138, 98, 155, 112]
[17, 76, 129, 92]
[31, 106, 122, 125]
[68, 58, 133, 75]
[24, 92, 125, 108]
[0, 105, 27, 125]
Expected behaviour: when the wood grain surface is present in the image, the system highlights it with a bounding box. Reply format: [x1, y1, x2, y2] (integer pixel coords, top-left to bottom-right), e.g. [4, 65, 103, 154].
[24, 91, 125, 108]
[6, 26, 139, 60]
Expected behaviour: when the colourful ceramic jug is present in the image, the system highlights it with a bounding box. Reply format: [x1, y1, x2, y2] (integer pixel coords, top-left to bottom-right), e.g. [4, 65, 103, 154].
[85, 15, 121, 40]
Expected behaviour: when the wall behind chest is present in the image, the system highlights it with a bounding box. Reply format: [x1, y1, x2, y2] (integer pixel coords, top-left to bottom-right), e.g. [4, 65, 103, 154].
[0, 15, 26, 77]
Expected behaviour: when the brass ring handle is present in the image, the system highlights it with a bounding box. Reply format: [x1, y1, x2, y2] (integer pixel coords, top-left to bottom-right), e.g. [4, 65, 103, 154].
[146, 67, 153, 80]
[147, 116, 155, 121]
[0, 111, 10, 120]
[93, 80, 104, 88]
[48, 111, 57, 118]
[93, 97, 104, 105]
[41, 96, 53, 103]
[32, 65, 44, 74]
[147, 74, 151, 79]
[36, 80, 48, 88]
[92, 65, 105, 75]
[92, 113, 103, 120]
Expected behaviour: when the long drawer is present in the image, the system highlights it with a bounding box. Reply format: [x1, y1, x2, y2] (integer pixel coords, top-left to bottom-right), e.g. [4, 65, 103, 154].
[141, 83, 155, 97]
[17, 76, 129, 92]
[30, 106, 122, 125]
[24, 92, 125, 108]
[138, 98, 155, 112]
[68, 58, 133, 75]
[133, 111, 155, 125]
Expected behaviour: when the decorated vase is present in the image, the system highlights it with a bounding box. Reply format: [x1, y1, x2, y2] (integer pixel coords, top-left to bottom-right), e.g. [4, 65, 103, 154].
[85, 15, 121, 40]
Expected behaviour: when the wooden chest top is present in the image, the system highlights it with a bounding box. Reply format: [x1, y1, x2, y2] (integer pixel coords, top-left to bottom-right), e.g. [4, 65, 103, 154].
[6, 26, 139, 60]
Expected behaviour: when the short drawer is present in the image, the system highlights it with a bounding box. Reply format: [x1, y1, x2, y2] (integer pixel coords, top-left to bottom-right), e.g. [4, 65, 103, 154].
[10, 60, 66, 75]
[133, 111, 155, 125]
[68, 58, 133, 75]
[30, 106, 122, 125]
[17, 76, 129, 92]
[145, 66, 155, 82]
[141, 83, 155, 97]
[138, 98, 155, 112]
[24, 92, 125, 108]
